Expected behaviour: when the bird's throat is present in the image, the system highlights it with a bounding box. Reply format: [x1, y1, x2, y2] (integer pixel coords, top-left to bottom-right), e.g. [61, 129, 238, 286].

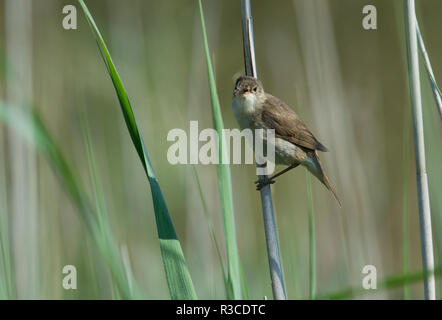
[232, 93, 259, 129]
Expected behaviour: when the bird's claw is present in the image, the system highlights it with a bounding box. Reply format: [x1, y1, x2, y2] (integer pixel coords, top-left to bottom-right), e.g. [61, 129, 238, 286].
[254, 178, 275, 190]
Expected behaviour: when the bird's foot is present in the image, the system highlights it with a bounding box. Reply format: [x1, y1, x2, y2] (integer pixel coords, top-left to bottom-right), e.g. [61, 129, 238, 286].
[254, 177, 275, 190]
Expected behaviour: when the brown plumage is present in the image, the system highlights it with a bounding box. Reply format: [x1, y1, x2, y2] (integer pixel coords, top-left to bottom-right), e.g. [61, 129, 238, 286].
[232, 75, 341, 207]
[254, 94, 328, 152]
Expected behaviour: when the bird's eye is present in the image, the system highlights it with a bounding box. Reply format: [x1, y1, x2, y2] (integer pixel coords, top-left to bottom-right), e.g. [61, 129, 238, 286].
[235, 79, 241, 89]
[252, 86, 258, 92]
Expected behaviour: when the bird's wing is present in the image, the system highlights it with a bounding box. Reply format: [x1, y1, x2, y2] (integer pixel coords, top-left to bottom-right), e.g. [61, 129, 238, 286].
[256, 94, 328, 151]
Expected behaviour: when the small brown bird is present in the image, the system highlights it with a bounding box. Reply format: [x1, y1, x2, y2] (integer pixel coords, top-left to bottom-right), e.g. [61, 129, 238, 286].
[232, 75, 341, 206]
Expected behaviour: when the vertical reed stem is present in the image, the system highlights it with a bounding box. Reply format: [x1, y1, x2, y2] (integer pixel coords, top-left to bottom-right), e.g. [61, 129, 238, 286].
[5, 0, 39, 299]
[306, 173, 316, 300]
[403, 0, 436, 300]
[241, 0, 287, 300]
[416, 21, 442, 119]
[402, 100, 411, 300]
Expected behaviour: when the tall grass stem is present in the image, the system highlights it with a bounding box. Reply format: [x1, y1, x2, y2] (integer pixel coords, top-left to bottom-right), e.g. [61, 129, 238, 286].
[402, 107, 411, 299]
[306, 172, 316, 300]
[403, 0, 436, 300]
[416, 21, 442, 119]
[241, 0, 286, 300]
[198, 0, 242, 299]
[78, 0, 197, 299]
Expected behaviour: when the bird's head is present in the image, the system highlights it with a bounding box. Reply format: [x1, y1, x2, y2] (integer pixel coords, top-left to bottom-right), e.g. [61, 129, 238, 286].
[233, 76, 265, 101]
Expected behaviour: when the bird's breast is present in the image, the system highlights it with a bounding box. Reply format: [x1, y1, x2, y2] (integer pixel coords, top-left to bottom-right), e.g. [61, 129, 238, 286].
[273, 137, 307, 165]
[232, 94, 258, 130]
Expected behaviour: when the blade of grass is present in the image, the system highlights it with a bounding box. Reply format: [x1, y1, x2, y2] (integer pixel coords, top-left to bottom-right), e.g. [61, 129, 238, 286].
[239, 262, 250, 300]
[120, 244, 135, 295]
[77, 0, 197, 299]
[0, 191, 16, 299]
[83, 123, 110, 246]
[0, 103, 135, 299]
[416, 20, 442, 120]
[198, 0, 242, 299]
[0, 132, 15, 299]
[403, 0, 436, 300]
[420, 56, 442, 298]
[306, 172, 316, 300]
[319, 266, 442, 300]
[402, 106, 411, 299]
[192, 166, 249, 299]
[191, 166, 228, 290]
[83, 122, 138, 297]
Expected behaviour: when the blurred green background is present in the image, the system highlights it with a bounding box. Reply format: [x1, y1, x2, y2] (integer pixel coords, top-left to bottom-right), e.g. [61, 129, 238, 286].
[0, 0, 441, 299]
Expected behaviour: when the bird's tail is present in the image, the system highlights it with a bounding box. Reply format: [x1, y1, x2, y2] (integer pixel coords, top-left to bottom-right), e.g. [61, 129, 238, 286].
[307, 151, 342, 207]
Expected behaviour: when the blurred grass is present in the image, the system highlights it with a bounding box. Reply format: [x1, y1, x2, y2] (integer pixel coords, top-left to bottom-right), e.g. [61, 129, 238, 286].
[0, 103, 136, 299]
[321, 266, 442, 300]
[78, 0, 197, 299]
[0, 0, 440, 299]
[0, 181, 15, 299]
[402, 104, 411, 299]
[192, 166, 227, 288]
[0, 116, 14, 299]
[421, 57, 442, 298]
[198, 0, 243, 299]
[306, 172, 316, 300]
[416, 21, 442, 120]
[83, 122, 131, 297]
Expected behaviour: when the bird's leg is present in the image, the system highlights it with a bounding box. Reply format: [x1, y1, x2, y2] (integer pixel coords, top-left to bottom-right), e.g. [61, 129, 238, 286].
[267, 163, 300, 180]
[255, 163, 299, 190]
